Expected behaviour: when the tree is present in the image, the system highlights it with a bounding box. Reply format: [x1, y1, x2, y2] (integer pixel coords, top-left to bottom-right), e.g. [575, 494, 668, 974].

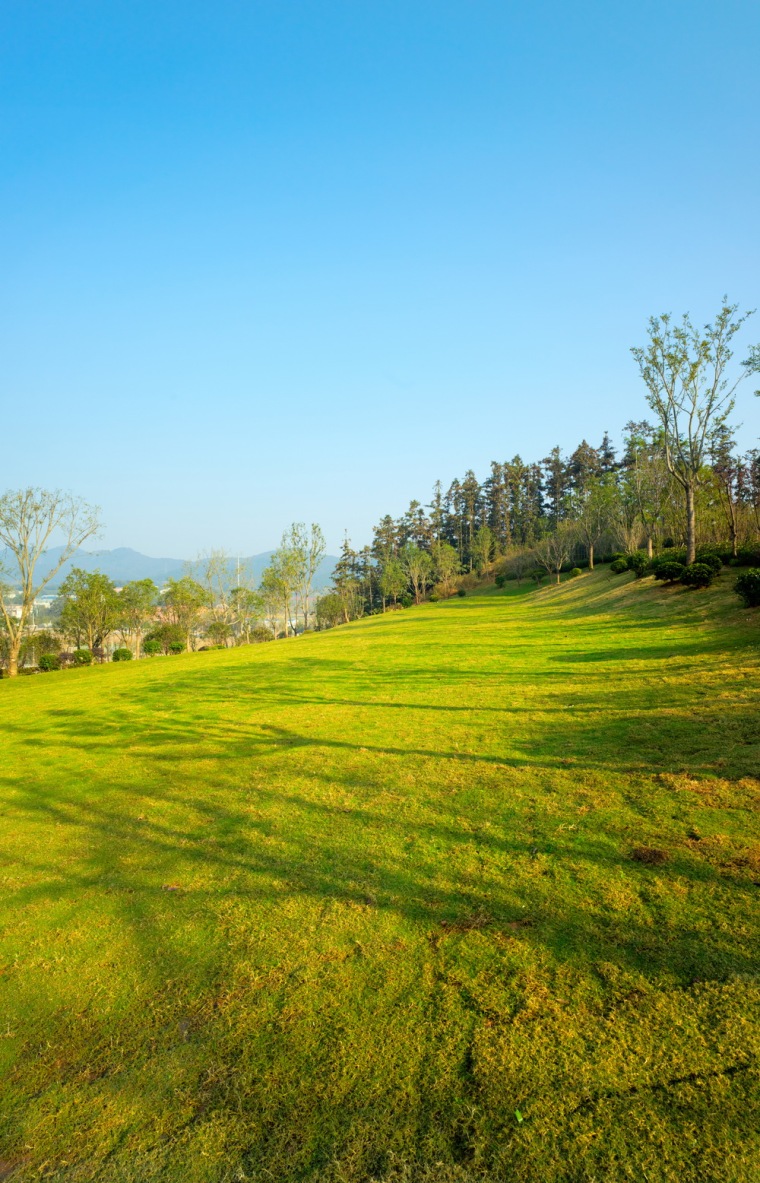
[430, 540, 460, 596]
[284, 522, 326, 631]
[533, 523, 575, 585]
[631, 300, 753, 564]
[58, 569, 120, 652]
[161, 577, 212, 650]
[0, 488, 100, 676]
[116, 579, 158, 658]
[379, 559, 407, 609]
[572, 478, 614, 569]
[472, 525, 493, 574]
[229, 586, 263, 644]
[400, 543, 433, 603]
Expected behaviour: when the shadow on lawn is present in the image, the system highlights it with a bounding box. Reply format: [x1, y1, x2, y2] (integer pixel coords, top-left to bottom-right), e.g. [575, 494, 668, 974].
[2, 670, 759, 989]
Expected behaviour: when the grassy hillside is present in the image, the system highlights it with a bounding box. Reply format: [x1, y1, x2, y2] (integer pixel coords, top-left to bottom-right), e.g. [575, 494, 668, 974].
[1, 569, 759, 1183]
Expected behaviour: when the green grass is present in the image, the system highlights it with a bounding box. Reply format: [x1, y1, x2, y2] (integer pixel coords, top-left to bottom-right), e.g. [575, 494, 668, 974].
[1, 567, 759, 1183]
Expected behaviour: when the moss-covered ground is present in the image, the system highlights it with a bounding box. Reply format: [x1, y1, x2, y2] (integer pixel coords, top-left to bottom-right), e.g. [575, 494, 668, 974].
[1, 568, 759, 1182]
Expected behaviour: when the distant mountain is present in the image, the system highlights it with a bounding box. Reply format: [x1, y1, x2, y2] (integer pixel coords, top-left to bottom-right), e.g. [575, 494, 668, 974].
[0, 546, 338, 592]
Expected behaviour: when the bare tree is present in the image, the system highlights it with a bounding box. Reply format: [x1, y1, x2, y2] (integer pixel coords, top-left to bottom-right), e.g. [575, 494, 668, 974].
[0, 488, 100, 676]
[631, 301, 752, 564]
[533, 523, 575, 585]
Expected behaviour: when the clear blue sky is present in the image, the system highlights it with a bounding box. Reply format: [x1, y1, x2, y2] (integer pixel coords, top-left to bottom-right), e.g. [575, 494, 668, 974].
[2, 0, 758, 556]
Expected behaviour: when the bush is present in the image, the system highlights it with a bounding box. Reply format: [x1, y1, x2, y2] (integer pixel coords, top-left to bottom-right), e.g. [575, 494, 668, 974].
[734, 544, 760, 566]
[695, 552, 722, 574]
[142, 639, 162, 656]
[494, 573, 506, 588]
[569, 567, 582, 579]
[72, 649, 92, 666]
[144, 623, 187, 654]
[626, 552, 650, 578]
[112, 648, 132, 662]
[428, 592, 440, 602]
[251, 626, 275, 643]
[401, 593, 413, 608]
[168, 642, 185, 654]
[608, 552, 627, 564]
[652, 548, 687, 570]
[734, 568, 760, 607]
[38, 654, 61, 671]
[456, 588, 467, 598]
[653, 561, 685, 583]
[681, 562, 714, 589]
[610, 559, 628, 574]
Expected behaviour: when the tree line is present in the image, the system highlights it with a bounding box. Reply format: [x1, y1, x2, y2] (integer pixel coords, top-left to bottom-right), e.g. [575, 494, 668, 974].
[0, 518, 326, 674]
[2, 299, 758, 670]
[316, 300, 760, 622]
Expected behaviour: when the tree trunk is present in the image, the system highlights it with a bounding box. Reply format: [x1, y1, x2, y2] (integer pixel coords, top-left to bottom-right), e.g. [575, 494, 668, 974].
[685, 484, 697, 565]
[555, 569, 561, 585]
[588, 543, 594, 570]
[8, 635, 20, 677]
[647, 536, 653, 559]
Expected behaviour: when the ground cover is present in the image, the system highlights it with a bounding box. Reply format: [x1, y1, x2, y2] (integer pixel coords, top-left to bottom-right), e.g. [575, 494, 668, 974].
[1, 567, 759, 1182]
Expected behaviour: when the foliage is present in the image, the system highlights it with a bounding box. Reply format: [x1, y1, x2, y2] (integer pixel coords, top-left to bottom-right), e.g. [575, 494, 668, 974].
[631, 301, 753, 563]
[144, 623, 187, 654]
[111, 648, 133, 662]
[161, 577, 212, 648]
[58, 569, 120, 651]
[680, 562, 715, 588]
[0, 487, 101, 676]
[316, 592, 345, 630]
[734, 568, 760, 607]
[569, 567, 582, 578]
[696, 552, 723, 574]
[71, 648, 92, 665]
[250, 625, 275, 643]
[654, 561, 686, 583]
[626, 551, 651, 578]
[494, 573, 506, 587]
[610, 558, 629, 574]
[38, 653, 61, 671]
[456, 588, 466, 598]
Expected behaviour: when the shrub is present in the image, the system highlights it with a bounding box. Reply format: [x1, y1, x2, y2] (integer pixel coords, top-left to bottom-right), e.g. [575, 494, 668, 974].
[142, 639, 161, 656]
[626, 552, 650, 578]
[168, 642, 185, 654]
[401, 593, 413, 608]
[251, 626, 275, 643]
[653, 561, 685, 583]
[144, 623, 187, 654]
[456, 588, 467, 598]
[652, 548, 687, 570]
[569, 567, 582, 579]
[494, 574, 506, 588]
[695, 552, 722, 574]
[734, 568, 760, 607]
[610, 559, 628, 574]
[38, 654, 61, 671]
[72, 649, 92, 666]
[608, 552, 627, 564]
[681, 562, 714, 589]
[112, 648, 132, 662]
[428, 592, 440, 602]
[735, 544, 760, 566]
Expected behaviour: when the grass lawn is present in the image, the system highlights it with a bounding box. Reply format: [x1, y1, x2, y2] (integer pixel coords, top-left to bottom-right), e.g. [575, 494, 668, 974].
[1, 567, 759, 1182]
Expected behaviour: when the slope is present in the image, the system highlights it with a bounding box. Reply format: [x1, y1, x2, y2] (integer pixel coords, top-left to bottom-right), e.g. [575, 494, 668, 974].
[0, 569, 759, 1182]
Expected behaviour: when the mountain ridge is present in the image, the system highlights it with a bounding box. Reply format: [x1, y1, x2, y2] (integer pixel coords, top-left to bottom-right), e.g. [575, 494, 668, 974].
[1, 546, 338, 591]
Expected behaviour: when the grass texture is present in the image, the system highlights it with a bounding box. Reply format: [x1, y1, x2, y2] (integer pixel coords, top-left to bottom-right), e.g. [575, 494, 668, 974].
[1, 568, 759, 1182]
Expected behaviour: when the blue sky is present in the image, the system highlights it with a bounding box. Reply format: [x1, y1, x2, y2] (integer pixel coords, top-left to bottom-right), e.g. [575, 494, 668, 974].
[2, 0, 759, 556]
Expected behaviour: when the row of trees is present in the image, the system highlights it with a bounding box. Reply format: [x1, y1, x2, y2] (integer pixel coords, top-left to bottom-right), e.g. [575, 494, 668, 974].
[0, 511, 327, 673]
[315, 301, 759, 622]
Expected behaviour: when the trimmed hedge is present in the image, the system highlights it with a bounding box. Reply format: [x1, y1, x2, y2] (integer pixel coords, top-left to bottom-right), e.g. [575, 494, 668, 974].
[681, 563, 715, 589]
